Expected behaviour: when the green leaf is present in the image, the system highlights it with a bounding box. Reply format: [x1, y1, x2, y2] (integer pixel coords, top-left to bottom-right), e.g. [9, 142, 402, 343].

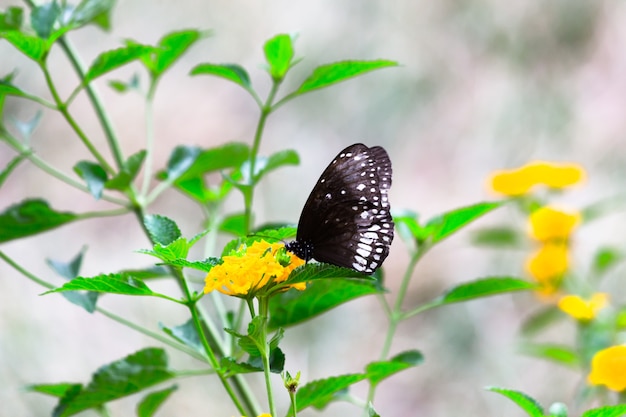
[393, 210, 428, 244]
[470, 226, 521, 248]
[162, 257, 220, 272]
[74, 161, 108, 199]
[171, 142, 250, 181]
[1, 30, 48, 62]
[137, 385, 178, 417]
[160, 320, 203, 354]
[486, 387, 544, 417]
[190, 63, 250, 87]
[269, 278, 384, 329]
[43, 273, 155, 297]
[148, 29, 203, 77]
[0, 153, 28, 188]
[253, 225, 297, 241]
[0, 80, 30, 101]
[46, 247, 99, 313]
[220, 357, 263, 376]
[143, 214, 181, 246]
[52, 348, 174, 417]
[0, 7, 24, 31]
[292, 373, 368, 415]
[296, 60, 398, 95]
[252, 149, 299, 182]
[161, 145, 201, 181]
[520, 306, 563, 337]
[592, 247, 623, 276]
[219, 213, 247, 236]
[117, 266, 170, 280]
[426, 201, 502, 244]
[84, 44, 154, 84]
[264, 33, 294, 80]
[437, 277, 534, 305]
[248, 346, 285, 374]
[281, 263, 373, 287]
[581, 405, 626, 417]
[0, 199, 78, 243]
[138, 238, 191, 263]
[26, 383, 81, 398]
[11, 110, 43, 139]
[103, 149, 145, 189]
[70, 0, 115, 30]
[520, 343, 580, 368]
[548, 402, 568, 417]
[365, 350, 423, 386]
[31, 2, 61, 39]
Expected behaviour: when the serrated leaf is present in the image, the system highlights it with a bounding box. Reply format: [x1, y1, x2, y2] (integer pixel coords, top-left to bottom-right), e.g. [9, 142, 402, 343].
[190, 63, 250, 87]
[297, 60, 398, 95]
[269, 278, 383, 329]
[0, 153, 28, 188]
[84, 44, 154, 84]
[31, 2, 61, 39]
[520, 343, 580, 368]
[0, 199, 78, 243]
[437, 277, 534, 305]
[486, 387, 544, 417]
[264, 33, 294, 80]
[143, 214, 181, 246]
[74, 161, 108, 199]
[137, 385, 178, 417]
[253, 225, 297, 241]
[138, 238, 191, 263]
[366, 350, 423, 386]
[105, 150, 146, 190]
[43, 273, 155, 296]
[26, 383, 81, 398]
[247, 346, 285, 374]
[220, 357, 263, 377]
[173, 142, 250, 181]
[581, 405, 626, 417]
[160, 320, 203, 354]
[163, 257, 220, 272]
[291, 373, 368, 415]
[117, 266, 170, 280]
[1, 30, 48, 62]
[52, 348, 174, 417]
[426, 201, 502, 244]
[46, 247, 99, 313]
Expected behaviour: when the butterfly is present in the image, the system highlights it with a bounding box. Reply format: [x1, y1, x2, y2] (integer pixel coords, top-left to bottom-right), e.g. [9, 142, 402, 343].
[286, 143, 394, 273]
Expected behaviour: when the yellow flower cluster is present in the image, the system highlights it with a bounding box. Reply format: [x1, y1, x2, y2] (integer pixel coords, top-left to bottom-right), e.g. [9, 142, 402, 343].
[558, 293, 608, 321]
[490, 161, 585, 196]
[204, 241, 305, 297]
[525, 206, 580, 295]
[588, 345, 626, 391]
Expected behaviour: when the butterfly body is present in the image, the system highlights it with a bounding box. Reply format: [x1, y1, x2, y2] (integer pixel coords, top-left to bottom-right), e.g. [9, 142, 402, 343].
[286, 143, 394, 273]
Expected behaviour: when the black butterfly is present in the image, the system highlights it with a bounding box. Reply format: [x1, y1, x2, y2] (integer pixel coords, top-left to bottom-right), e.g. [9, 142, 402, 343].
[286, 143, 394, 273]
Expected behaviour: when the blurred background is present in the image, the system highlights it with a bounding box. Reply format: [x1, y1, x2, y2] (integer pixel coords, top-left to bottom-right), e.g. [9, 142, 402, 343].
[2, 0, 626, 416]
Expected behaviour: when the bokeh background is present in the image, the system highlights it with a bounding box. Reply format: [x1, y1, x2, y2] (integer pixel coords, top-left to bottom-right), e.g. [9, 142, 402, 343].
[2, 0, 626, 416]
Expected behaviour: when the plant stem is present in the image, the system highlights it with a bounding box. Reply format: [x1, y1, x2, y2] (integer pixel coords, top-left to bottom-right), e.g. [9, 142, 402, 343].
[258, 297, 277, 417]
[141, 80, 157, 196]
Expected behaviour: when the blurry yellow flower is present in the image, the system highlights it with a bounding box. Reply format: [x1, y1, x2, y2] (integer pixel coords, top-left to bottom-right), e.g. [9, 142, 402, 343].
[238, 414, 272, 417]
[528, 206, 581, 242]
[558, 293, 608, 321]
[205, 241, 305, 296]
[526, 242, 568, 290]
[588, 345, 626, 391]
[489, 161, 585, 196]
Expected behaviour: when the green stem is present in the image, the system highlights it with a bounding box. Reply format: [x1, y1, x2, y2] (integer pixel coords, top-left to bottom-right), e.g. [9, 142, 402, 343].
[258, 297, 277, 417]
[178, 268, 247, 416]
[1, 131, 127, 205]
[141, 80, 157, 196]
[244, 79, 282, 234]
[40, 64, 114, 174]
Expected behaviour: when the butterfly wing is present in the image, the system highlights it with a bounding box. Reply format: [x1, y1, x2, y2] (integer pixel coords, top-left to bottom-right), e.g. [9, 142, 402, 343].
[291, 143, 394, 273]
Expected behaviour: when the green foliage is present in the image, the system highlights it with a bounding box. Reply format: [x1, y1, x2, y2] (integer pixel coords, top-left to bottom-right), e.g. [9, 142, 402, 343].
[137, 385, 178, 417]
[365, 350, 423, 386]
[160, 320, 204, 355]
[291, 373, 368, 415]
[487, 387, 545, 417]
[0, 199, 78, 243]
[436, 277, 535, 305]
[43, 273, 159, 297]
[73, 160, 107, 199]
[143, 214, 182, 246]
[520, 343, 580, 368]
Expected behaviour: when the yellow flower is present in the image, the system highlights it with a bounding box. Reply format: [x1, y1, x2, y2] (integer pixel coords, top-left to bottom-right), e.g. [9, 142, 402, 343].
[558, 293, 608, 321]
[238, 414, 272, 417]
[528, 206, 581, 242]
[526, 242, 568, 293]
[205, 241, 305, 296]
[489, 161, 585, 196]
[588, 345, 626, 391]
